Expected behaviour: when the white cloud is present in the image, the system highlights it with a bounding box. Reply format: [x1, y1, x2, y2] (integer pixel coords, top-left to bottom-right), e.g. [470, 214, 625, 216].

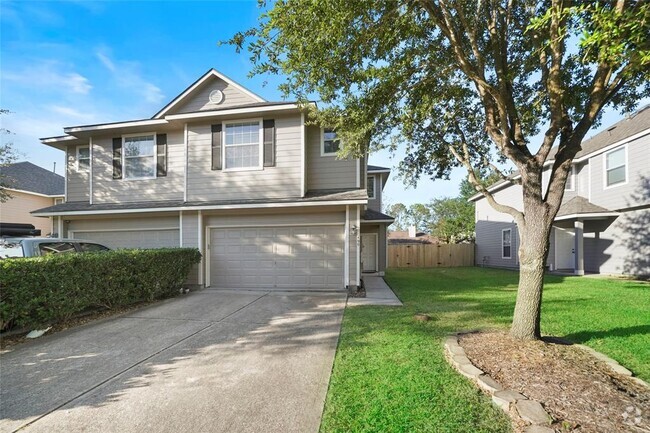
[3, 62, 92, 95]
[95, 48, 164, 104]
[47, 105, 94, 120]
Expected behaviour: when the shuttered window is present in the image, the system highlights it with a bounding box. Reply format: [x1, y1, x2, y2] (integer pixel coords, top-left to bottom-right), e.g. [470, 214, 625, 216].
[112, 138, 122, 179]
[211, 124, 222, 170]
[156, 134, 167, 177]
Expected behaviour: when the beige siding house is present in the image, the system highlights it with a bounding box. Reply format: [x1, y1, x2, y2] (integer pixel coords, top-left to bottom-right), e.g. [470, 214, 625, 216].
[1, 162, 64, 235]
[471, 106, 650, 276]
[35, 69, 393, 290]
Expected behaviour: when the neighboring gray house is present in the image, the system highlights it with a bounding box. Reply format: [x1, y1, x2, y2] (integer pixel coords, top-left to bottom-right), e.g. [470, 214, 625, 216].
[470, 105, 650, 276]
[34, 69, 393, 290]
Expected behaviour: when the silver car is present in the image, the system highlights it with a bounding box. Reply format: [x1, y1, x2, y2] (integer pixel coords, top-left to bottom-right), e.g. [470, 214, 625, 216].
[0, 238, 111, 259]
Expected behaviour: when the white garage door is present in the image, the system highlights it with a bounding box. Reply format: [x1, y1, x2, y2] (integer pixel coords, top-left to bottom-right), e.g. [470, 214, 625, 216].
[209, 225, 344, 289]
[72, 229, 180, 249]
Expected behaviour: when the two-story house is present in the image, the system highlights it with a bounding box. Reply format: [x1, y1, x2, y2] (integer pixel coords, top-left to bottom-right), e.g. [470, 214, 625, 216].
[470, 105, 650, 276]
[34, 69, 393, 290]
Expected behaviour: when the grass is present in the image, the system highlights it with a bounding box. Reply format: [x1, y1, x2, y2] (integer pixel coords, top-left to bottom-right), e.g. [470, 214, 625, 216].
[320, 267, 650, 433]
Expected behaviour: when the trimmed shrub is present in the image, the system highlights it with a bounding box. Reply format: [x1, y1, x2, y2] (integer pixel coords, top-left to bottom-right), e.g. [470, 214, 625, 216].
[0, 248, 201, 330]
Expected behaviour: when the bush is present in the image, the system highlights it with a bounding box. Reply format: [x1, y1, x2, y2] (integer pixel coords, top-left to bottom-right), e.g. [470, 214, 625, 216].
[0, 248, 201, 330]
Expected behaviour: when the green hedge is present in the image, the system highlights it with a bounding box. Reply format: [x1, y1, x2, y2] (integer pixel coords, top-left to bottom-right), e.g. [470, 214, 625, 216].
[0, 248, 202, 330]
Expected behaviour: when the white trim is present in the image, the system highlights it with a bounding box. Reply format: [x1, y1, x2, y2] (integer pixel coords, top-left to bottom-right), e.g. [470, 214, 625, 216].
[300, 112, 306, 197]
[164, 103, 307, 121]
[64, 119, 167, 134]
[385, 227, 389, 270]
[121, 132, 157, 180]
[367, 168, 391, 174]
[70, 227, 179, 234]
[367, 175, 376, 199]
[33, 199, 368, 217]
[603, 144, 628, 189]
[41, 135, 78, 143]
[361, 219, 395, 223]
[205, 222, 346, 288]
[345, 205, 350, 287]
[222, 118, 264, 172]
[88, 138, 93, 205]
[588, 162, 592, 201]
[356, 159, 360, 188]
[76, 144, 90, 172]
[179, 211, 184, 247]
[502, 228, 512, 259]
[57, 217, 63, 237]
[320, 127, 340, 156]
[4, 188, 64, 198]
[154, 69, 266, 119]
[184, 123, 188, 202]
[361, 232, 379, 273]
[356, 206, 361, 285]
[554, 212, 619, 221]
[198, 210, 204, 286]
[64, 149, 68, 202]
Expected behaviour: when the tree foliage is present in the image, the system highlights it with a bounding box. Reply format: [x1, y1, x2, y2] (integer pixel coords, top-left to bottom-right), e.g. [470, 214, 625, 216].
[229, 0, 650, 340]
[0, 109, 19, 203]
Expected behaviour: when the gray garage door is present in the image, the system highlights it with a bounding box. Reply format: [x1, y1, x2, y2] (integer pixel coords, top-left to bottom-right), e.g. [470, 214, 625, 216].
[71, 229, 180, 249]
[209, 225, 344, 289]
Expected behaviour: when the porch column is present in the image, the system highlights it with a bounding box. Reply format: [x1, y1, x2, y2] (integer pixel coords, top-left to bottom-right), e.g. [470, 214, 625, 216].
[574, 219, 584, 275]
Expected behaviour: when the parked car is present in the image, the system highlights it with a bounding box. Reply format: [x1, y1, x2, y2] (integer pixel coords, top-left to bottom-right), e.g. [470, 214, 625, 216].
[0, 238, 111, 259]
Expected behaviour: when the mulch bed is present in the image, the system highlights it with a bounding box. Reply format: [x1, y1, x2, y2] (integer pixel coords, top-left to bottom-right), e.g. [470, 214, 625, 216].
[459, 331, 649, 433]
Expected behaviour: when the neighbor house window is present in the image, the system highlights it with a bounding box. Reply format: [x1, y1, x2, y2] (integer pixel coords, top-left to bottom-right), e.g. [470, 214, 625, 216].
[321, 128, 340, 155]
[123, 134, 156, 179]
[367, 175, 376, 199]
[502, 229, 512, 259]
[77, 146, 90, 171]
[564, 166, 575, 191]
[605, 146, 626, 187]
[224, 121, 262, 170]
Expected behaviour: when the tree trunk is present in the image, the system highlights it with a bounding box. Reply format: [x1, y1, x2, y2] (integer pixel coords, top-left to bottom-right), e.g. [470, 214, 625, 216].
[510, 213, 552, 341]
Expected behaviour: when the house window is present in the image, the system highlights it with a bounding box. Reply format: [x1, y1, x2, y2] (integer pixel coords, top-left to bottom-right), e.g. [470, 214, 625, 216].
[224, 120, 262, 170]
[605, 146, 626, 187]
[77, 146, 90, 171]
[502, 229, 512, 259]
[321, 128, 340, 156]
[564, 166, 575, 191]
[367, 175, 376, 199]
[123, 135, 156, 179]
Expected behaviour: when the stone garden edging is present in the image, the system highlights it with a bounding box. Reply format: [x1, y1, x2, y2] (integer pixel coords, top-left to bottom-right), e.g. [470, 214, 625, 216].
[444, 332, 554, 433]
[444, 332, 649, 433]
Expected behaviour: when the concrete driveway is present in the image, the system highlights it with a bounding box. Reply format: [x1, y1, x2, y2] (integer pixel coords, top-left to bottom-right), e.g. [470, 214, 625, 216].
[0, 289, 346, 433]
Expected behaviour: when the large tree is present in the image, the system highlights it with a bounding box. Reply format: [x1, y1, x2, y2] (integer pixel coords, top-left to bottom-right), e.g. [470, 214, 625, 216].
[229, 0, 650, 340]
[0, 109, 19, 203]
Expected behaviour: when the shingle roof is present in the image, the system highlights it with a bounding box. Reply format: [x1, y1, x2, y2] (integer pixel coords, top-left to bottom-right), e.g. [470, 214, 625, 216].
[550, 105, 650, 160]
[32, 189, 368, 215]
[0, 162, 64, 196]
[361, 209, 394, 221]
[556, 196, 612, 218]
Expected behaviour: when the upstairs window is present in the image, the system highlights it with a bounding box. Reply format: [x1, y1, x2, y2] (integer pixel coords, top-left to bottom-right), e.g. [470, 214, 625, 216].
[77, 146, 90, 171]
[564, 166, 575, 191]
[124, 135, 156, 179]
[321, 128, 340, 156]
[502, 229, 512, 259]
[224, 121, 262, 170]
[605, 146, 626, 187]
[367, 176, 376, 199]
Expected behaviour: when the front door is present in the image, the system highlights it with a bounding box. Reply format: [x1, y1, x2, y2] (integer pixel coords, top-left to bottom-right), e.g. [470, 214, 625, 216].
[554, 227, 575, 270]
[361, 234, 377, 273]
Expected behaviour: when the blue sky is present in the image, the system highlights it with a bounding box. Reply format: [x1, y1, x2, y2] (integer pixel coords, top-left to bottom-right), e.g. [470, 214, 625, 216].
[0, 1, 644, 208]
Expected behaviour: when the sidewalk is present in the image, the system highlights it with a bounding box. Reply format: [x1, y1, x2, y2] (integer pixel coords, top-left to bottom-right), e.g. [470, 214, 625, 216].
[347, 276, 403, 306]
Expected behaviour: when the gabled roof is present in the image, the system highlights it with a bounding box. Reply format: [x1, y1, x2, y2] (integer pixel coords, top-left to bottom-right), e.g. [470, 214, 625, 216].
[152, 68, 266, 119]
[0, 161, 64, 196]
[361, 209, 394, 223]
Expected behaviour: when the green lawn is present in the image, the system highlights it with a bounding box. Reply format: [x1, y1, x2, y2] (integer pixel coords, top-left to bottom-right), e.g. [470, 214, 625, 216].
[320, 267, 650, 433]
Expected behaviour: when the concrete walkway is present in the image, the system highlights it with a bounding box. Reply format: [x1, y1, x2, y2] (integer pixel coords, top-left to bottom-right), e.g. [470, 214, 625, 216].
[347, 276, 403, 306]
[0, 289, 346, 433]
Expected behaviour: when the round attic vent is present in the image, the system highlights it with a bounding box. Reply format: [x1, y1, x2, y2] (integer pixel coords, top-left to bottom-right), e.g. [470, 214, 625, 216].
[209, 89, 224, 105]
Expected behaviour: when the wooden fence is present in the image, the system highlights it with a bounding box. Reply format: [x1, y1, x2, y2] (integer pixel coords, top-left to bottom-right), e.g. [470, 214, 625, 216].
[388, 243, 475, 268]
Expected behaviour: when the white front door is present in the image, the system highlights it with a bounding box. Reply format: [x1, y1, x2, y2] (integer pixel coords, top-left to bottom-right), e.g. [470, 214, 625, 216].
[554, 227, 575, 270]
[361, 234, 377, 273]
